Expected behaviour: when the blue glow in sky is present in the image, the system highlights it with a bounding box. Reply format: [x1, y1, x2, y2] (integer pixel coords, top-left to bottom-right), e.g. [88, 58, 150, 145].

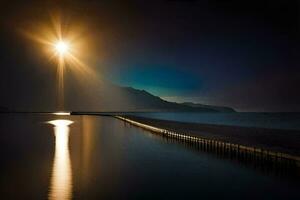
[109, 64, 202, 97]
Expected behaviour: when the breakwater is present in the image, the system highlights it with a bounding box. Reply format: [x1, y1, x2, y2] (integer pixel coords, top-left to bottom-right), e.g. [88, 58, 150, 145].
[116, 116, 300, 168]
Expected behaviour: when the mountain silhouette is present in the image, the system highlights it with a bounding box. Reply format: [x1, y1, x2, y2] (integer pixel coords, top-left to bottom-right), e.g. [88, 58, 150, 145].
[68, 83, 235, 112]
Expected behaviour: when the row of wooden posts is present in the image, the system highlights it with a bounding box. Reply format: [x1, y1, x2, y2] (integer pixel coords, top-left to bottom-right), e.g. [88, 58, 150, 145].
[116, 116, 300, 167]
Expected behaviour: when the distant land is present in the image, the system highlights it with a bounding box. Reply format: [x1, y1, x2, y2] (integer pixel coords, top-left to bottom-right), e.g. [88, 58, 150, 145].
[180, 102, 235, 112]
[92, 84, 236, 112]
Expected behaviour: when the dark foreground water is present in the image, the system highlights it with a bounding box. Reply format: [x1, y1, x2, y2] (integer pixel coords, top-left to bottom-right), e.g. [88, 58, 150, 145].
[0, 114, 299, 199]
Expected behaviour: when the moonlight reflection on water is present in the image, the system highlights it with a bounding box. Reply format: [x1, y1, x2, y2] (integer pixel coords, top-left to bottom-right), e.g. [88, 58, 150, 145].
[48, 120, 73, 200]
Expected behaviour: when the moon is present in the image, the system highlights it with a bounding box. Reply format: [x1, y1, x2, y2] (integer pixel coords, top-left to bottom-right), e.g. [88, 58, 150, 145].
[55, 41, 69, 55]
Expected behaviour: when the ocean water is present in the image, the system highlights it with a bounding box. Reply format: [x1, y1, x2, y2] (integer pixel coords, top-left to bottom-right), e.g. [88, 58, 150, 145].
[131, 112, 300, 130]
[0, 114, 299, 199]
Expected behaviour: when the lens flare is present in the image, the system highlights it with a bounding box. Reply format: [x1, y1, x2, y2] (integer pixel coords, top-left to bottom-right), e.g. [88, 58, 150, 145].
[21, 13, 99, 110]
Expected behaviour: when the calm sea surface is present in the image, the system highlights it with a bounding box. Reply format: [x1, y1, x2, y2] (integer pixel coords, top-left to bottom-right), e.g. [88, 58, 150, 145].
[0, 114, 299, 199]
[132, 112, 300, 130]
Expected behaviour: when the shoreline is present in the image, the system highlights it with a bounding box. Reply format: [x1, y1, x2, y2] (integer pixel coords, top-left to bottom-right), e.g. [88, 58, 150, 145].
[116, 115, 300, 164]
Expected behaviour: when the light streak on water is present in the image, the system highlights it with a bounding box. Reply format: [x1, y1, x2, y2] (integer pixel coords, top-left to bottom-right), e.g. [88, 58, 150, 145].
[48, 119, 73, 200]
[53, 112, 71, 116]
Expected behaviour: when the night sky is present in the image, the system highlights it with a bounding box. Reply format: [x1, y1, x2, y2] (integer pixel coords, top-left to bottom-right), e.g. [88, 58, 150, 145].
[0, 0, 300, 111]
